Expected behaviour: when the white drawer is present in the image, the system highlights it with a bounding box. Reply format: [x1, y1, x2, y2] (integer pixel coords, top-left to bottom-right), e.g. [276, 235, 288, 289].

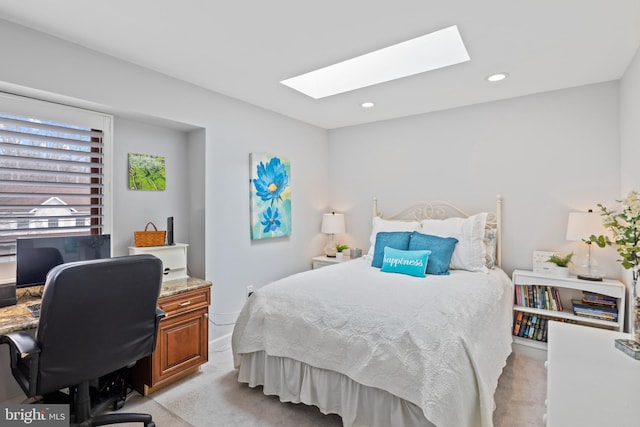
[129, 243, 188, 281]
[162, 266, 188, 281]
[152, 247, 185, 270]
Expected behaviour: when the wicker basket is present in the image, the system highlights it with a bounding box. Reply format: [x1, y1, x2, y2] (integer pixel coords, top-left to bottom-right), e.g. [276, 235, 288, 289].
[134, 222, 166, 247]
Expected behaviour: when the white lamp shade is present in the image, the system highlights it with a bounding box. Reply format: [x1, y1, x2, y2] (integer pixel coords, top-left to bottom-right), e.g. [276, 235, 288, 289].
[321, 213, 345, 234]
[566, 211, 607, 241]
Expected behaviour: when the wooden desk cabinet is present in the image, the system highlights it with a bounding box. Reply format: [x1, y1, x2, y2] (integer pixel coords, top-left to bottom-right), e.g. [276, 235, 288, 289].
[132, 284, 210, 395]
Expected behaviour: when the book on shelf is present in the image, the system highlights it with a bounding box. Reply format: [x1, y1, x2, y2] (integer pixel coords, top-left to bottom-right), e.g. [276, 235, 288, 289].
[520, 313, 531, 337]
[528, 315, 537, 339]
[513, 313, 543, 341]
[538, 317, 547, 341]
[512, 314, 577, 343]
[553, 287, 563, 311]
[514, 284, 563, 311]
[571, 299, 618, 322]
[582, 291, 617, 308]
[513, 311, 524, 336]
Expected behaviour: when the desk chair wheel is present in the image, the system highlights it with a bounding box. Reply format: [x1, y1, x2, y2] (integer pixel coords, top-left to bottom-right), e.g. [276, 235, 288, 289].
[112, 398, 125, 411]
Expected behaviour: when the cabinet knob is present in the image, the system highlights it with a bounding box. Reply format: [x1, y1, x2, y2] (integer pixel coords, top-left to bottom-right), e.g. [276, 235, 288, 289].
[204, 313, 209, 318]
[178, 300, 191, 307]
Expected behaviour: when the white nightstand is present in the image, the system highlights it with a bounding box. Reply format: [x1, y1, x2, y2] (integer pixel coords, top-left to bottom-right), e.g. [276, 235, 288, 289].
[311, 255, 350, 269]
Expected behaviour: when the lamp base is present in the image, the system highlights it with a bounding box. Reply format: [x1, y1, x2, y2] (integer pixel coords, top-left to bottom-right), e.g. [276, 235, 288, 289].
[574, 257, 605, 282]
[577, 274, 604, 282]
[324, 243, 337, 257]
[324, 234, 337, 257]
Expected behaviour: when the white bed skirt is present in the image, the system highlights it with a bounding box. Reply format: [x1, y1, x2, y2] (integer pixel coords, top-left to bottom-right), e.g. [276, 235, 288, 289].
[237, 350, 435, 427]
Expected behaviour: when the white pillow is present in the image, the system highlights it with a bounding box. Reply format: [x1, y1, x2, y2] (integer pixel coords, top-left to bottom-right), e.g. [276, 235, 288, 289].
[367, 216, 421, 256]
[419, 213, 488, 272]
[484, 227, 498, 269]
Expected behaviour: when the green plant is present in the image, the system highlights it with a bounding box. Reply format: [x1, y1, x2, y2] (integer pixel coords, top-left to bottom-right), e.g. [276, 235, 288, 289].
[335, 243, 349, 253]
[584, 234, 611, 248]
[596, 191, 640, 272]
[547, 252, 574, 267]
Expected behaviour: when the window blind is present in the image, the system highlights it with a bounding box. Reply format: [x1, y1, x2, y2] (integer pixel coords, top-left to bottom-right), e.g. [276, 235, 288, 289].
[0, 112, 104, 256]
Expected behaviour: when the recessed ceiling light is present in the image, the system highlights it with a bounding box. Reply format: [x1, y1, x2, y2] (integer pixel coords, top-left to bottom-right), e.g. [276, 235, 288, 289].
[361, 102, 375, 108]
[486, 72, 509, 82]
[281, 25, 470, 99]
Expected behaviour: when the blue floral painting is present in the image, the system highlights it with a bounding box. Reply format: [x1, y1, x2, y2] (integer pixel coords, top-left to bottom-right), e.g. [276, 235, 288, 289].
[250, 153, 291, 239]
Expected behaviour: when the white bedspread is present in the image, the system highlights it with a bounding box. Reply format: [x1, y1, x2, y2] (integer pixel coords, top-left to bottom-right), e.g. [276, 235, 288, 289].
[232, 257, 513, 427]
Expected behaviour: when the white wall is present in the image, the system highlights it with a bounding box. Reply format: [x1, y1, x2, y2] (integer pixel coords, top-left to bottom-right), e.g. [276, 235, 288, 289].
[112, 119, 191, 256]
[619, 46, 640, 330]
[620, 47, 640, 196]
[187, 128, 207, 279]
[329, 82, 621, 277]
[206, 105, 330, 336]
[0, 19, 330, 343]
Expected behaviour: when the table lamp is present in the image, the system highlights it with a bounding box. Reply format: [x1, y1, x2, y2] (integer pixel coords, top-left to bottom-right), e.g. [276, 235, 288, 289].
[321, 212, 345, 257]
[566, 209, 608, 281]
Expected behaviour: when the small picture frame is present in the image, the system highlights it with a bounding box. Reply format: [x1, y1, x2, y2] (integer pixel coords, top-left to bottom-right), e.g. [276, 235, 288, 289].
[533, 250, 556, 273]
[128, 153, 166, 191]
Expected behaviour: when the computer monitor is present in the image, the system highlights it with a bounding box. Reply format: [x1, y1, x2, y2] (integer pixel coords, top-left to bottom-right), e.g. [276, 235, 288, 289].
[16, 234, 111, 288]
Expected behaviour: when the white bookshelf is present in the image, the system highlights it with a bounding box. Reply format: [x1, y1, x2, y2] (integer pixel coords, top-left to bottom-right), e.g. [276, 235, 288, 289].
[512, 269, 625, 355]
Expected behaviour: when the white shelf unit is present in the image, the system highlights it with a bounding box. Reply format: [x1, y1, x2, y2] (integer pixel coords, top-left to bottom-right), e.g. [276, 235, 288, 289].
[129, 243, 188, 282]
[512, 269, 625, 353]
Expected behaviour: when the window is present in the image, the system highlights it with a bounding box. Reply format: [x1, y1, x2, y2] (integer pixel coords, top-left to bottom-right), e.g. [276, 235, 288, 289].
[0, 93, 112, 271]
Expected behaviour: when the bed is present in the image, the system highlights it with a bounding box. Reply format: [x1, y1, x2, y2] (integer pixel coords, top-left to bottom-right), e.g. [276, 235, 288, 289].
[232, 196, 513, 427]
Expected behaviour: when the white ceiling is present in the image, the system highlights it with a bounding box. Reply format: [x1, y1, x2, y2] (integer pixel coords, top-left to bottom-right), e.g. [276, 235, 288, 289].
[1, 1, 639, 130]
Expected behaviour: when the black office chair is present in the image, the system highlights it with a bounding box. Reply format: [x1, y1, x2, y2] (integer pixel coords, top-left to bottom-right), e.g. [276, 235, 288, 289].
[0, 254, 165, 427]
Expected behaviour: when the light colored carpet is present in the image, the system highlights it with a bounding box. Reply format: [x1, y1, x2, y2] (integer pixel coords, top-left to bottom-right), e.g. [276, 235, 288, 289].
[120, 343, 546, 427]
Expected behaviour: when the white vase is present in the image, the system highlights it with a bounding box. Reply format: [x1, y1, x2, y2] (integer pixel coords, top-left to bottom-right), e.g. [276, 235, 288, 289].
[555, 266, 570, 277]
[336, 252, 344, 260]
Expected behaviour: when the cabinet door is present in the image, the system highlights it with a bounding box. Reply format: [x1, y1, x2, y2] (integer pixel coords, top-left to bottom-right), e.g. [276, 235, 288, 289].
[152, 306, 209, 385]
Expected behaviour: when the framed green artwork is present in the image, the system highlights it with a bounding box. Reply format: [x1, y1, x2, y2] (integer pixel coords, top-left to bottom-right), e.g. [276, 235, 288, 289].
[128, 153, 166, 191]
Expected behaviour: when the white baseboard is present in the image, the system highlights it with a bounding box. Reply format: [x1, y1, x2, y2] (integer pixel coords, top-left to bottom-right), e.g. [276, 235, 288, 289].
[211, 310, 239, 326]
[209, 332, 232, 352]
[512, 340, 547, 361]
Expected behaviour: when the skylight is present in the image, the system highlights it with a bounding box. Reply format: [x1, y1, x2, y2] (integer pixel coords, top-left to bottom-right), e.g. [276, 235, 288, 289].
[281, 25, 470, 99]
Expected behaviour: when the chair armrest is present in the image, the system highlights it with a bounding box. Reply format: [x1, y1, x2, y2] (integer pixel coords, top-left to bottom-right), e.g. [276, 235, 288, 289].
[151, 307, 166, 353]
[0, 331, 41, 397]
[0, 331, 39, 359]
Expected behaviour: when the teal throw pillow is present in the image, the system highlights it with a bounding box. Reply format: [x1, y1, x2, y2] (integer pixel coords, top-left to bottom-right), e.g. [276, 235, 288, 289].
[371, 231, 412, 268]
[409, 232, 458, 275]
[380, 247, 431, 278]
